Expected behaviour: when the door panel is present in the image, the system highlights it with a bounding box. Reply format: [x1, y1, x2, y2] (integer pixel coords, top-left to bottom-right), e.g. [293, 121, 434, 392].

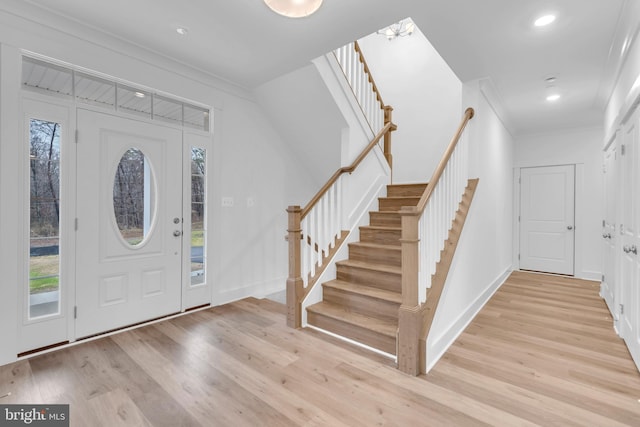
[76, 110, 182, 338]
[520, 165, 575, 275]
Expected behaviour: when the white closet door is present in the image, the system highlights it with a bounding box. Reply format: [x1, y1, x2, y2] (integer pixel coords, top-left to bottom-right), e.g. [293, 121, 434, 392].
[601, 140, 617, 317]
[619, 107, 640, 369]
[520, 165, 575, 275]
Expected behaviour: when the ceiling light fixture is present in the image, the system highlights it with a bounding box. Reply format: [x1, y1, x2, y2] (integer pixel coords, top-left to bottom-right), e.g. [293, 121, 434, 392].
[544, 76, 561, 102]
[377, 19, 416, 41]
[264, 0, 323, 18]
[176, 27, 188, 36]
[135, 92, 146, 98]
[534, 14, 556, 27]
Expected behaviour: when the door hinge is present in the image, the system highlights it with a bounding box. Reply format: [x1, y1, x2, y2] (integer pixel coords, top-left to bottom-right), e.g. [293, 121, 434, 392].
[602, 219, 605, 227]
[518, 215, 521, 222]
[518, 254, 521, 260]
[74, 306, 78, 319]
[602, 274, 605, 282]
[620, 304, 624, 315]
[75, 129, 79, 144]
[74, 218, 78, 231]
[518, 177, 521, 184]
[621, 144, 626, 156]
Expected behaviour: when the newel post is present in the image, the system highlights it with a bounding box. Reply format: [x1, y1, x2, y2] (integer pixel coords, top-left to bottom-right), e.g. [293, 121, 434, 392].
[383, 105, 395, 170]
[397, 206, 422, 376]
[286, 205, 303, 328]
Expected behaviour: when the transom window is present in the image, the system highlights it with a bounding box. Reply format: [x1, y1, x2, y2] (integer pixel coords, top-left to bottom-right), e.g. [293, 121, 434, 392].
[21, 56, 210, 132]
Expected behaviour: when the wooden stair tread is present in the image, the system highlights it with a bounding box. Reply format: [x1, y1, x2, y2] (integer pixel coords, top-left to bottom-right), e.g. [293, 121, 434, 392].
[307, 302, 397, 337]
[370, 211, 400, 216]
[323, 279, 402, 304]
[381, 195, 421, 199]
[336, 259, 401, 275]
[360, 225, 401, 231]
[349, 241, 401, 251]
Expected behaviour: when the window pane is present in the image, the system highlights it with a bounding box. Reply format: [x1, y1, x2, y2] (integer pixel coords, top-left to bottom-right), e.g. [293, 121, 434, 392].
[184, 104, 210, 132]
[191, 148, 206, 286]
[29, 119, 62, 319]
[22, 58, 73, 98]
[75, 72, 115, 108]
[113, 148, 155, 246]
[117, 85, 152, 118]
[154, 96, 182, 126]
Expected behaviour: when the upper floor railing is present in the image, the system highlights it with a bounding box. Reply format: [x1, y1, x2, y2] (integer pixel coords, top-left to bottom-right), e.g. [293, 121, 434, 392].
[334, 41, 385, 136]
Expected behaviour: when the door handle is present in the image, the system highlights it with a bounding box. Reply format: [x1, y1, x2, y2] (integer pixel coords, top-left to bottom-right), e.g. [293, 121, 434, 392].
[631, 245, 638, 255]
[173, 230, 182, 237]
[623, 245, 630, 253]
[567, 225, 573, 230]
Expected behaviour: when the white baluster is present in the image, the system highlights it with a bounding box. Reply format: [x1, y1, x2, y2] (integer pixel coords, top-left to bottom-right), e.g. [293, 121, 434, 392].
[302, 216, 309, 287]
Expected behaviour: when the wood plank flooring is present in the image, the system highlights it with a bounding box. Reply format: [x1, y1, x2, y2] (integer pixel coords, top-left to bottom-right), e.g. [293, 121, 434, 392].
[1, 270, 639, 426]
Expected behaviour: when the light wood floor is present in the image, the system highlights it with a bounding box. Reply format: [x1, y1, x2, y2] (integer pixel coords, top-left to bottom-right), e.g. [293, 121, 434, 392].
[1, 271, 639, 426]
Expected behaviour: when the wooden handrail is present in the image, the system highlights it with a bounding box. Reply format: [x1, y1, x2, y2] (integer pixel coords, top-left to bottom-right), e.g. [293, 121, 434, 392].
[354, 41, 385, 107]
[414, 108, 474, 213]
[301, 121, 394, 218]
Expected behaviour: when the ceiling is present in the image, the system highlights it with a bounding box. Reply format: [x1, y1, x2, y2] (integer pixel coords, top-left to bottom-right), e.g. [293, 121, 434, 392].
[9, 0, 638, 135]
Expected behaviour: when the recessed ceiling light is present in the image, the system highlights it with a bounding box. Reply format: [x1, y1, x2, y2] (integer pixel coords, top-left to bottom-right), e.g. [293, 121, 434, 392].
[264, 0, 323, 18]
[135, 92, 146, 98]
[176, 27, 189, 36]
[534, 14, 556, 27]
[546, 94, 561, 102]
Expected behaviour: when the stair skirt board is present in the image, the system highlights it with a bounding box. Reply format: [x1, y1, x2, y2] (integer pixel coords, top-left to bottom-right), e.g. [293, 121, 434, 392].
[306, 323, 397, 360]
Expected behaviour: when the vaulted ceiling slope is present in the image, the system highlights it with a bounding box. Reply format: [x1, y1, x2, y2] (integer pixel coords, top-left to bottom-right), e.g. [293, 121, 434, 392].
[6, 0, 639, 134]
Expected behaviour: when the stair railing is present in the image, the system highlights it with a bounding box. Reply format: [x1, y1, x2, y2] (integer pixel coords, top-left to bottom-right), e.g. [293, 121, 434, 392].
[334, 41, 393, 168]
[287, 122, 394, 328]
[287, 41, 396, 329]
[398, 107, 475, 375]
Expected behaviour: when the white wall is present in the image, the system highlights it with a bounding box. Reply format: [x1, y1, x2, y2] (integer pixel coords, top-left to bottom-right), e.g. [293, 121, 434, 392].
[514, 126, 604, 280]
[0, 5, 311, 365]
[357, 21, 463, 184]
[426, 79, 515, 371]
[604, 0, 640, 139]
[254, 64, 346, 196]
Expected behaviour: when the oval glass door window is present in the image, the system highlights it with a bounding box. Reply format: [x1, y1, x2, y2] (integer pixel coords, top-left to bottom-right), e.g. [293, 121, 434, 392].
[113, 147, 155, 246]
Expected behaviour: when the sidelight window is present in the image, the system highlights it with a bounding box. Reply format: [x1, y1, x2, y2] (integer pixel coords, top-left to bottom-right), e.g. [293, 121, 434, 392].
[29, 119, 62, 319]
[190, 147, 206, 285]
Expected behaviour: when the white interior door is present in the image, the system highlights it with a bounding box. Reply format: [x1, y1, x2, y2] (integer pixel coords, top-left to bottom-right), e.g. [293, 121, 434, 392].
[519, 165, 575, 275]
[601, 141, 617, 317]
[75, 109, 183, 338]
[620, 107, 640, 367]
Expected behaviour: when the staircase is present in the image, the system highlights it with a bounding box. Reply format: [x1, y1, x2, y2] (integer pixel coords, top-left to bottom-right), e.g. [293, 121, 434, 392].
[306, 182, 427, 355]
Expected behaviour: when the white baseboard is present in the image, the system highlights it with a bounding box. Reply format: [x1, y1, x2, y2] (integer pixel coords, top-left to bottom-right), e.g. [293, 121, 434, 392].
[213, 276, 287, 307]
[579, 270, 602, 281]
[426, 266, 512, 372]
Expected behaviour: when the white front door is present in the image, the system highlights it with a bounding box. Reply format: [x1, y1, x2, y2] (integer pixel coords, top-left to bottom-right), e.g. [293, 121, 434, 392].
[601, 141, 618, 317]
[75, 109, 183, 338]
[519, 165, 575, 275]
[619, 106, 640, 367]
